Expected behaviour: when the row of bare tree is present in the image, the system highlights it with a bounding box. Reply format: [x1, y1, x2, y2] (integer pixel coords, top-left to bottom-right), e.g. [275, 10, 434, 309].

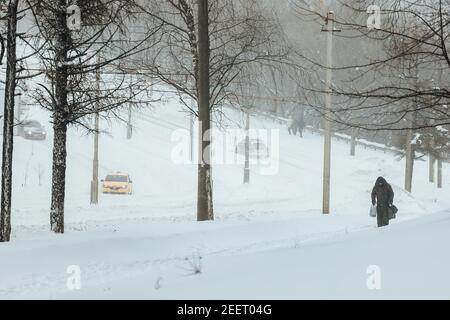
[275, 0, 450, 192]
[2, 0, 447, 242]
[0, 0, 289, 242]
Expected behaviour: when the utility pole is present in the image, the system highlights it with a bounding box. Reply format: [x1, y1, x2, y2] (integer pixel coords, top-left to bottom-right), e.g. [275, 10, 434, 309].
[126, 75, 133, 140]
[270, 68, 279, 115]
[437, 157, 443, 189]
[244, 109, 250, 184]
[427, 96, 436, 183]
[429, 154, 436, 183]
[429, 138, 435, 183]
[350, 128, 357, 156]
[90, 54, 100, 205]
[321, 12, 339, 214]
[404, 116, 414, 193]
[16, 94, 23, 136]
[126, 105, 132, 139]
[405, 63, 418, 193]
[404, 106, 418, 193]
[436, 68, 443, 189]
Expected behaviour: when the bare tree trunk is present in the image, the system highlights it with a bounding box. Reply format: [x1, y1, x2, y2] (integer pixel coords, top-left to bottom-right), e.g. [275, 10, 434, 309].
[50, 121, 67, 233]
[50, 0, 69, 233]
[429, 155, 435, 183]
[197, 0, 213, 221]
[0, 0, 19, 243]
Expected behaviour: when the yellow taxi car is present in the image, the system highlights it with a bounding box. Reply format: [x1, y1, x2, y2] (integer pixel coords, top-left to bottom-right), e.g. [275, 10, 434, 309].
[101, 172, 133, 195]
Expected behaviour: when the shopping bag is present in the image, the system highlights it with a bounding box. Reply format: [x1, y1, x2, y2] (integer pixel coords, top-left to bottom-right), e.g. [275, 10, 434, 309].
[388, 205, 398, 220]
[369, 205, 377, 217]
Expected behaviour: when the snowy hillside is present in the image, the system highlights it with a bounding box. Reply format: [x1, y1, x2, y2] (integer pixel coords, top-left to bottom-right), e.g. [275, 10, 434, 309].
[1, 99, 450, 299]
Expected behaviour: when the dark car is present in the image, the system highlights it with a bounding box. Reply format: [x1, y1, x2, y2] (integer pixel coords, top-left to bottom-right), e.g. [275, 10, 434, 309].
[21, 120, 47, 140]
[235, 138, 269, 159]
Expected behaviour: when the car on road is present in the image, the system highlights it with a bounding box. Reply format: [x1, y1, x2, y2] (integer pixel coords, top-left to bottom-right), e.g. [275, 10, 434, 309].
[235, 138, 269, 159]
[21, 120, 47, 140]
[101, 172, 133, 195]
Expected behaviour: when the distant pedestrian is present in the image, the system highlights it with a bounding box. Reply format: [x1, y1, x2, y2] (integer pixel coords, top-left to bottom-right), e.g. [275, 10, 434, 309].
[287, 107, 305, 137]
[297, 115, 305, 138]
[287, 116, 297, 136]
[371, 177, 394, 227]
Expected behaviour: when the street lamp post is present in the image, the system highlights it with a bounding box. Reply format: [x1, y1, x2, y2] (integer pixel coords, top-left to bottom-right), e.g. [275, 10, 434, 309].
[126, 75, 133, 140]
[90, 54, 101, 205]
[321, 11, 340, 214]
[437, 157, 443, 189]
[244, 109, 250, 184]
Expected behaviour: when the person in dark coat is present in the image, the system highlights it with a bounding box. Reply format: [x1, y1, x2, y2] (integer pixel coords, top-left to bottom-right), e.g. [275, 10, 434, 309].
[287, 108, 305, 137]
[287, 116, 297, 136]
[371, 177, 394, 227]
[297, 115, 305, 138]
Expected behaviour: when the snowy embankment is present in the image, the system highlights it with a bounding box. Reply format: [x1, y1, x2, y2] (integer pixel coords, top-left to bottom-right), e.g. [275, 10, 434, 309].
[64, 210, 450, 300]
[1, 99, 449, 299]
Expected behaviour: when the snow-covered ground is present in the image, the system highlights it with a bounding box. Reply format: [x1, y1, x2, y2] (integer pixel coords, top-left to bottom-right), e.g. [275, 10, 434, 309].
[1, 99, 449, 299]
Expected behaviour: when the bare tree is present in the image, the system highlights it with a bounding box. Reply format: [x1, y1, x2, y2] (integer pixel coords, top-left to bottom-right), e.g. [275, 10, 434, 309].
[29, 0, 162, 233]
[291, 0, 450, 131]
[0, 0, 19, 242]
[196, 0, 212, 220]
[133, 0, 287, 221]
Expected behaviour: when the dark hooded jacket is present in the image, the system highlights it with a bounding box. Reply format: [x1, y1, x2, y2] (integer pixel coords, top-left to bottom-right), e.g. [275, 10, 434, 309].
[371, 177, 394, 207]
